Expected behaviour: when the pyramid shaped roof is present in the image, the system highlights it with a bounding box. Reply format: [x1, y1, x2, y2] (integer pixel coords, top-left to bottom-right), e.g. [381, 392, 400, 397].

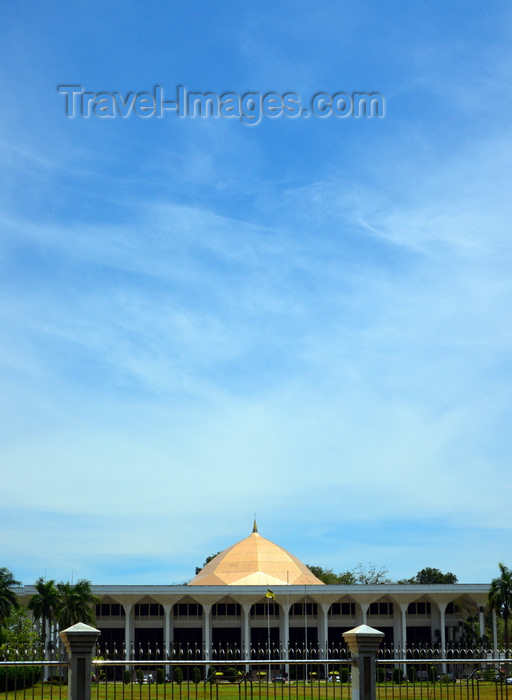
[189, 522, 324, 586]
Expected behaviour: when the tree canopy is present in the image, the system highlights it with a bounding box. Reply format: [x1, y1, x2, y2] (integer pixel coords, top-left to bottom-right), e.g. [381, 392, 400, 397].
[195, 552, 221, 576]
[398, 567, 458, 584]
[488, 562, 512, 649]
[308, 564, 458, 585]
[307, 563, 392, 585]
[0, 568, 20, 627]
[28, 578, 60, 652]
[56, 579, 99, 628]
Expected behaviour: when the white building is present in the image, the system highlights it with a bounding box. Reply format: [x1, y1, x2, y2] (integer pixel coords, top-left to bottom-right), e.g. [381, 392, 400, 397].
[16, 523, 493, 659]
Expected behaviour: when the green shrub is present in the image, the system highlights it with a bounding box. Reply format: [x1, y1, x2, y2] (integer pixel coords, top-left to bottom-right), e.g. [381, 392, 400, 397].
[156, 668, 165, 684]
[174, 667, 183, 685]
[0, 666, 42, 691]
[393, 668, 404, 684]
[123, 670, 131, 684]
[225, 667, 237, 683]
[192, 667, 202, 684]
[340, 667, 350, 683]
[377, 667, 386, 683]
[135, 669, 144, 684]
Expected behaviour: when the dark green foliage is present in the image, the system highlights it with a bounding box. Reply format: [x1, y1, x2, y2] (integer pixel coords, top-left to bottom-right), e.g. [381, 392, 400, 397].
[174, 667, 183, 685]
[307, 563, 391, 585]
[195, 553, 222, 575]
[192, 667, 202, 684]
[376, 667, 386, 683]
[225, 667, 237, 683]
[340, 667, 349, 683]
[28, 578, 59, 654]
[56, 579, 99, 628]
[398, 568, 458, 584]
[393, 668, 404, 684]
[123, 670, 131, 684]
[0, 568, 21, 626]
[0, 666, 41, 691]
[156, 668, 165, 684]
[135, 669, 144, 684]
[489, 562, 512, 649]
[415, 568, 457, 584]
[407, 667, 417, 682]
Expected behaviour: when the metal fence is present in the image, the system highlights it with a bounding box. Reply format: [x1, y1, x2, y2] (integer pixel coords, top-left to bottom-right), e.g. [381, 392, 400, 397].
[2, 643, 512, 700]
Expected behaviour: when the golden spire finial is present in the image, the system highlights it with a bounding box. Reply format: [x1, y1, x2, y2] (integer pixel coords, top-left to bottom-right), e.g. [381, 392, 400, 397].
[253, 515, 258, 533]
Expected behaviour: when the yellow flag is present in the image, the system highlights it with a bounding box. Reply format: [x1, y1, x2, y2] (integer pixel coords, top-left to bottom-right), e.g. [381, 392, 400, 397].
[266, 588, 275, 599]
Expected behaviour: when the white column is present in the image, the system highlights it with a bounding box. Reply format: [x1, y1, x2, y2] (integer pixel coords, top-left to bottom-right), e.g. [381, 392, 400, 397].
[319, 604, 330, 680]
[399, 604, 408, 673]
[124, 603, 133, 660]
[438, 603, 447, 673]
[163, 604, 173, 676]
[359, 603, 369, 625]
[492, 609, 498, 655]
[479, 607, 485, 643]
[242, 604, 252, 672]
[203, 604, 212, 661]
[163, 604, 173, 652]
[280, 603, 290, 679]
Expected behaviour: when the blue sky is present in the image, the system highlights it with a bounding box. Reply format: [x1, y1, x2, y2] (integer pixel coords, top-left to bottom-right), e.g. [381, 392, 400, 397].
[1, 0, 512, 587]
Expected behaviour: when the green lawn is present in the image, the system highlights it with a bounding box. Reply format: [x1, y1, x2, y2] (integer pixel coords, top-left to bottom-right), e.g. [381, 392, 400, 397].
[3, 680, 510, 700]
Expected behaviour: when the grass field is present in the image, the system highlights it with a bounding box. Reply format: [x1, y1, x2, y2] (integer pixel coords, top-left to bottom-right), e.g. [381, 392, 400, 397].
[3, 680, 510, 700]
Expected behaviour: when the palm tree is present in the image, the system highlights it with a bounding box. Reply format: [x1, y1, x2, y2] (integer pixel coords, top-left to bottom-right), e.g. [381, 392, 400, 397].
[0, 568, 21, 626]
[56, 580, 99, 629]
[28, 578, 60, 655]
[488, 562, 512, 651]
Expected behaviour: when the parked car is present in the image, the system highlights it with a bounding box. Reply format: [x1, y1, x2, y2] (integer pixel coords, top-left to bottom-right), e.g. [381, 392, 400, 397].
[437, 673, 455, 683]
[273, 674, 286, 683]
[328, 675, 340, 683]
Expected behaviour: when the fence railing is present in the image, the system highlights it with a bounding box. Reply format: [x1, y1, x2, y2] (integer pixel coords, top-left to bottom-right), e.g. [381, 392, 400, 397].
[2, 624, 512, 700]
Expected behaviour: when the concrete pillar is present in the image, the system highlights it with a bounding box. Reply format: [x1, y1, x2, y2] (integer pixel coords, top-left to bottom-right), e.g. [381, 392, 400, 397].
[280, 603, 290, 678]
[319, 604, 330, 679]
[60, 623, 100, 700]
[343, 625, 384, 700]
[359, 603, 369, 625]
[492, 609, 498, 655]
[123, 603, 133, 658]
[163, 604, 173, 652]
[479, 607, 485, 643]
[438, 603, 447, 673]
[203, 604, 212, 660]
[241, 604, 251, 655]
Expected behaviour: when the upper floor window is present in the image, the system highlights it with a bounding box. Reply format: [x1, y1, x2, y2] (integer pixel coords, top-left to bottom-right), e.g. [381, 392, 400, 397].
[407, 602, 431, 615]
[213, 603, 241, 617]
[329, 603, 355, 616]
[173, 603, 203, 618]
[251, 603, 279, 618]
[135, 603, 164, 619]
[95, 603, 125, 619]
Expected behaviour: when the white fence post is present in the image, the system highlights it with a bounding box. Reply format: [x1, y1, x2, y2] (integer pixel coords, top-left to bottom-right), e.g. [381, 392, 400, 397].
[343, 625, 385, 700]
[60, 623, 101, 700]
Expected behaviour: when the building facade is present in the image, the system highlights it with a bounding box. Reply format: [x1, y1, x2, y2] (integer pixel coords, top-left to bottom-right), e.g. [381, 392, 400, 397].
[15, 524, 494, 659]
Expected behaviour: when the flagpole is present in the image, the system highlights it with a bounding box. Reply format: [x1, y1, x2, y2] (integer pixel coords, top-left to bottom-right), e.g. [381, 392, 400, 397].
[267, 593, 270, 682]
[266, 588, 275, 683]
[304, 585, 307, 682]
